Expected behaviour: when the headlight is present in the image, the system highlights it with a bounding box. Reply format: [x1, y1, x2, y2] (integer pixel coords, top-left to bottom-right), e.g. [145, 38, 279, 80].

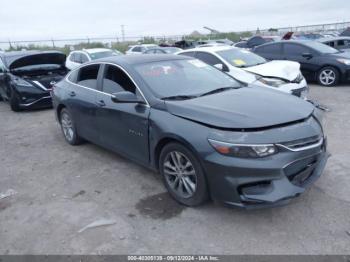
[337, 59, 350, 65]
[12, 78, 33, 87]
[208, 139, 278, 158]
[257, 77, 287, 87]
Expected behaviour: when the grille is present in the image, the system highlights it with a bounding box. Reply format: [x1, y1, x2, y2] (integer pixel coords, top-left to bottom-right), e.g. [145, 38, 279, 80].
[279, 135, 322, 151]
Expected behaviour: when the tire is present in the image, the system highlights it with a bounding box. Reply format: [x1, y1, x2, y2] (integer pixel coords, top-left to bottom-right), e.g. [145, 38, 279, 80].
[59, 108, 83, 145]
[10, 92, 21, 112]
[317, 66, 339, 87]
[159, 142, 209, 206]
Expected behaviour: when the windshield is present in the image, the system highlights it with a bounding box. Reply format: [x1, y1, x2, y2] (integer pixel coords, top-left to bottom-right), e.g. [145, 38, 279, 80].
[135, 59, 240, 99]
[304, 41, 339, 54]
[89, 51, 118, 60]
[217, 49, 267, 68]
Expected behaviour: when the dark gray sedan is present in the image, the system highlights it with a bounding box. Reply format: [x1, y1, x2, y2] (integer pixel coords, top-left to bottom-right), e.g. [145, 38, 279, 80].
[52, 55, 329, 208]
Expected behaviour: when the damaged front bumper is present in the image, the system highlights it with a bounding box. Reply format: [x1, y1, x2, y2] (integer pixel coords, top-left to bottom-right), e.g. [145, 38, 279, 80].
[204, 137, 329, 209]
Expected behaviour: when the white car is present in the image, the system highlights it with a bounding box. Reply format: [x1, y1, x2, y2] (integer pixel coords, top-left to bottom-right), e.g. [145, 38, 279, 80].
[125, 44, 158, 55]
[65, 48, 121, 70]
[177, 46, 308, 98]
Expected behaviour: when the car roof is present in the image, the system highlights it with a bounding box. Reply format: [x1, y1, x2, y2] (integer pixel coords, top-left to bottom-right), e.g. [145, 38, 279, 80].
[255, 40, 315, 48]
[83, 48, 113, 54]
[318, 36, 350, 42]
[95, 54, 189, 66]
[181, 45, 237, 53]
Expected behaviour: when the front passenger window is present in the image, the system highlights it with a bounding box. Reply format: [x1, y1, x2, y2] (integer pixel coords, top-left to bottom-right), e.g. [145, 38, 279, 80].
[77, 64, 100, 89]
[102, 65, 136, 94]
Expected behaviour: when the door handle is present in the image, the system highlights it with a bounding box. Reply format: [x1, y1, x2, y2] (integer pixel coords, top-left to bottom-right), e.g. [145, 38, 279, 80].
[96, 100, 106, 107]
[69, 91, 76, 97]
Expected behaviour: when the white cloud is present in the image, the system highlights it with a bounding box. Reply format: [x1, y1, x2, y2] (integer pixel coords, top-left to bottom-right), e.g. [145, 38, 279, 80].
[0, 0, 348, 41]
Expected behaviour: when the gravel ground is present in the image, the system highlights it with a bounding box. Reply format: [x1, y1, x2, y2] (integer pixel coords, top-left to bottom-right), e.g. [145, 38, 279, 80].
[0, 84, 349, 255]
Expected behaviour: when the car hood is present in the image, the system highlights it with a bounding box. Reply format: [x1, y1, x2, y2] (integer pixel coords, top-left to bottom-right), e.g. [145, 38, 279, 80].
[243, 60, 301, 81]
[8, 51, 66, 70]
[165, 87, 314, 130]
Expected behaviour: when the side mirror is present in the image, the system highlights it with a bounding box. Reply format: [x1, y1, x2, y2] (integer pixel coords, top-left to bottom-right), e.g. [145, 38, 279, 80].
[111, 91, 145, 104]
[302, 52, 313, 59]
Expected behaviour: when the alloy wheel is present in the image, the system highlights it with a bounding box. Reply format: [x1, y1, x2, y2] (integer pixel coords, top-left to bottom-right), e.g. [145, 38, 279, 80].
[61, 112, 74, 142]
[319, 69, 336, 86]
[163, 151, 197, 199]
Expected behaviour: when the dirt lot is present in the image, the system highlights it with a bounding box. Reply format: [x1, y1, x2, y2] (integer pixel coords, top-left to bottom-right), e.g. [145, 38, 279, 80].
[0, 84, 350, 255]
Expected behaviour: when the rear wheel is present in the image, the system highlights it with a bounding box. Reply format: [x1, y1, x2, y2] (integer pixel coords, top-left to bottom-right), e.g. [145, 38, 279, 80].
[10, 92, 21, 112]
[317, 66, 339, 87]
[159, 143, 209, 206]
[59, 108, 83, 145]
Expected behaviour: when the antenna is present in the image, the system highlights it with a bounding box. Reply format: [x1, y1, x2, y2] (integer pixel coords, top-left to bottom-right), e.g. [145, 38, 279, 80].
[121, 25, 125, 42]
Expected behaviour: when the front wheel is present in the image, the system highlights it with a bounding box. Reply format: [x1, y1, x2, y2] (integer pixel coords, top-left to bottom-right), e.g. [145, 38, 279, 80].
[317, 66, 339, 87]
[159, 143, 209, 206]
[59, 108, 83, 145]
[10, 92, 21, 112]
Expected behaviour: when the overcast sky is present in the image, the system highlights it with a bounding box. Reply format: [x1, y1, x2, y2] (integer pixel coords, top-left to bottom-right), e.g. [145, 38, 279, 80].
[0, 0, 349, 41]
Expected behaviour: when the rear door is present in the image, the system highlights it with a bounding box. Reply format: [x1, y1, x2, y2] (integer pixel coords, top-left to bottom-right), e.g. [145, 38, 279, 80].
[65, 64, 102, 141]
[282, 43, 319, 79]
[95, 64, 150, 165]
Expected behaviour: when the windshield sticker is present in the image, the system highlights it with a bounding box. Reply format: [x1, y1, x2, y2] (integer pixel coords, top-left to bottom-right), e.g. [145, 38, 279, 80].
[233, 59, 246, 66]
[188, 59, 207, 68]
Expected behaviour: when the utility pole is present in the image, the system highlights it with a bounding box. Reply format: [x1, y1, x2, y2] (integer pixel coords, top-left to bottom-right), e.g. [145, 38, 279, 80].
[121, 25, 125, 42]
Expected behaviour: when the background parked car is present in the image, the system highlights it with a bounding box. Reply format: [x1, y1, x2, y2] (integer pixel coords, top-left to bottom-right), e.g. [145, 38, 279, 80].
[143, 47, 182, 54]
[254, 40, 350, 86]
[178, 46, 308, 98]
[319, 37, 350, 51]
[66, 48, 120, 70]
[125, 44, 158, 55]
[0, 50, 68, 111]
[235, 35, 280, 49]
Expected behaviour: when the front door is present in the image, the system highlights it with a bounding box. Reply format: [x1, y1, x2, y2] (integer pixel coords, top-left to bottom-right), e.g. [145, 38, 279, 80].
[95, 64, 150, 165]
[282, 43, 319, 80]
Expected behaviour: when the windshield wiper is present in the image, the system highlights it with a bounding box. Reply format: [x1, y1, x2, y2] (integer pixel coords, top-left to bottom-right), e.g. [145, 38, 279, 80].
[161, 95, 198, 101]
[199, 86, 240, 97]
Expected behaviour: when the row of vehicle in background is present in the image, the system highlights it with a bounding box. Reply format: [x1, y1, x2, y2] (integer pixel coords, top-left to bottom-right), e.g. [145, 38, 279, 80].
[319, 36, 350, 51]
[66, 48, 122, 70]
[253, 40, 350, 86]
[177, 46, 308, 98]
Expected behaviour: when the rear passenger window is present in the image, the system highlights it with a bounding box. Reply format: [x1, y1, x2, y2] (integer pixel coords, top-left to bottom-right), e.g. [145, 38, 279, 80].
[256, 44, 281, 54]
[77, 64, 100, 89]
[180, 51, 195, 58]
[133, 46, 142, 52]
[284, 44, 309, 55]
[102, 65, 136, 94]
[69, 53, 76, 62]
